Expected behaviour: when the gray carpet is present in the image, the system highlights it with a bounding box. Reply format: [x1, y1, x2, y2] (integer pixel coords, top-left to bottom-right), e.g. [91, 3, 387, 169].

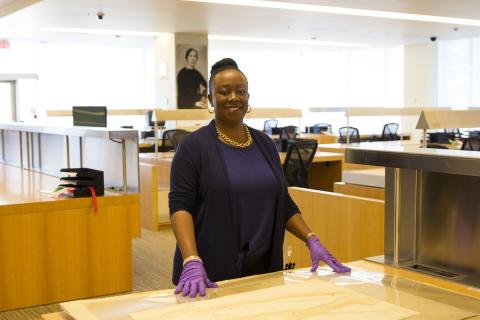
[0, 226, 176, 320]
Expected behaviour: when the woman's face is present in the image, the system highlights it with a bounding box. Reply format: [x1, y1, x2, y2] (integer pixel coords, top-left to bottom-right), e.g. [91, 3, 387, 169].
[186, 50, 198, 67]
[209, 69, 249, 126]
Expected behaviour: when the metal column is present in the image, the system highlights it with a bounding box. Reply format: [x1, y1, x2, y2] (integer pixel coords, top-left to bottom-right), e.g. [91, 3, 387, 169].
[122, 139, 127, 192]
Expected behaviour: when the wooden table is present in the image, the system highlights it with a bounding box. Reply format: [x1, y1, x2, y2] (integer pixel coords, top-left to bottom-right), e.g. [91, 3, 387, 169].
[0, 163, 140, 311]
[42, 260, 480, 320]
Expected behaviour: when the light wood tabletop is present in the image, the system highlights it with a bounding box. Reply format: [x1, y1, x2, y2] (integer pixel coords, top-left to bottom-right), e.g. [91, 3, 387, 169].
[317, 140, 419, 153]
[42, 259, 480, 320]
[0, 163, 135, 211]
[279, 151, 344, 164]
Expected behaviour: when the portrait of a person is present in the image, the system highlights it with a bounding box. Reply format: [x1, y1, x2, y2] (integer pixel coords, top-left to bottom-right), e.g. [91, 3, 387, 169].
[177, 48, 208, 109]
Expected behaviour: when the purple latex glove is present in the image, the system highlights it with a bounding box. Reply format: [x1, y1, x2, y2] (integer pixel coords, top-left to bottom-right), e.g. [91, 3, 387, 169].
[307, 236, 351, 273]
[174, 260, 218, 298]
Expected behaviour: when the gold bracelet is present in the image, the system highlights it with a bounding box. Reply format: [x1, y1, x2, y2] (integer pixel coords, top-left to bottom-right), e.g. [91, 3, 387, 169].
[183, 255, 202, 266]
[305, 232, 316, 241]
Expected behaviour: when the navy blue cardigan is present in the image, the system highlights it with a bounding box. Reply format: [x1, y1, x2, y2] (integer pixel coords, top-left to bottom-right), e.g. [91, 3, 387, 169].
[169, 120, 300, 284]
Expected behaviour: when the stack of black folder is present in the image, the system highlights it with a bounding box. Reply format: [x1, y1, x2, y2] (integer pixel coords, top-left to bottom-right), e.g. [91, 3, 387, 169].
[59, 168, 104, 198]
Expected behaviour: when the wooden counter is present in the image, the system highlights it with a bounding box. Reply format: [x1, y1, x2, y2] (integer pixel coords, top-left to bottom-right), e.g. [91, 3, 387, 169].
[43, 260, 480, 320]
[0, 163, 141, 311]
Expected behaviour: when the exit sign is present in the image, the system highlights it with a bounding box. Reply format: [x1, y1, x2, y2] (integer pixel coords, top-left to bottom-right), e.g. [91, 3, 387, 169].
[0, 39, 10, 49]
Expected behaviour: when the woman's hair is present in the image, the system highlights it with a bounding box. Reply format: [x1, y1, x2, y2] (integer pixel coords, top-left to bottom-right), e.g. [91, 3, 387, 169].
[185, 48, 198, 60]
[208, 58, 247, 95]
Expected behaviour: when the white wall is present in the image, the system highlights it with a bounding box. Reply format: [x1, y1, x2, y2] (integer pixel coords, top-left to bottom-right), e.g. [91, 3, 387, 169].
[209, 41, 404, 134]
[0, 40, 155, 127]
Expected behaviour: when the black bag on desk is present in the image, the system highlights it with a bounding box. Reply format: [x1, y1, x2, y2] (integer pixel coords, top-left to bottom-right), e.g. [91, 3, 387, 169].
[59, 168, 104, 197]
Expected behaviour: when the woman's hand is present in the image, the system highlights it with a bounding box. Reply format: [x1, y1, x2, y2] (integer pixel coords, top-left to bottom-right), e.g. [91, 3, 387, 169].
[174, 260, 218, 297]
[307, 236, 351, 273]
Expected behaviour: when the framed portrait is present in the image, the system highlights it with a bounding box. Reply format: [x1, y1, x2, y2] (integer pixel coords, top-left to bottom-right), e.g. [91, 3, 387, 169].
[175, 44, 208, 109]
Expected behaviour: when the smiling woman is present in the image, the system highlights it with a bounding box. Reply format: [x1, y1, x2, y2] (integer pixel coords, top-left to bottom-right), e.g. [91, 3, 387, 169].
[168, 57, 350, 299]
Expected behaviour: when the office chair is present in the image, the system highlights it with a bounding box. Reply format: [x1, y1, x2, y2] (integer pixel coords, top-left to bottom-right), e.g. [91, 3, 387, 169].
[311, 123, 332, 134]
[469, 130, 480, 138]
[283, 140, 318, 188]
[263, 119, 278, 135]
[461, 137, 480, 151]
[338, 126, 360, 143]
[428, 132, 450, 144]
[280, 126, 298, 140]
[170, 130, 191, 150]
[381, 123, 400, 141]
[161, 129, 189, 152]
[444, 128, 461, 138]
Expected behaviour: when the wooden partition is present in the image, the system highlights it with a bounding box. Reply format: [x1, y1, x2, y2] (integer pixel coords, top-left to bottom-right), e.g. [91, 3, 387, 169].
[139, 162, 170, 230]
[334, 182, 385, 200]
[284, 187, 384, 268]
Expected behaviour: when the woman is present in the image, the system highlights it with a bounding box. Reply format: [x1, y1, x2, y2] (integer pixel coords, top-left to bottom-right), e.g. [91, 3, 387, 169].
[169, 58, 350, 298]
[177, 48, 208, 109]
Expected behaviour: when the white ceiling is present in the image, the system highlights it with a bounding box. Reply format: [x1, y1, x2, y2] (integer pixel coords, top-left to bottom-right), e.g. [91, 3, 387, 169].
[1, 0, 480, 47]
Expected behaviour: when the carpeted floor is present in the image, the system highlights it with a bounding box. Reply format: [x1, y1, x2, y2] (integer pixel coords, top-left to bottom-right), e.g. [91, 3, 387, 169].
[0, 226, 177, 320]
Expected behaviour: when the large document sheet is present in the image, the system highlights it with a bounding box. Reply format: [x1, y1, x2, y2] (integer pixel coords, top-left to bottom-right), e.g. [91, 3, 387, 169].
[130, 280, 417, 320]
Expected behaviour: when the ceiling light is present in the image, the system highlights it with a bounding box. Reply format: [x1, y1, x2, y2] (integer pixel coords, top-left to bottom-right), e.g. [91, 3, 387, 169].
[208, 34, 371, 47]
[186, 0, 480, 27]
[42, 27, 161, 37]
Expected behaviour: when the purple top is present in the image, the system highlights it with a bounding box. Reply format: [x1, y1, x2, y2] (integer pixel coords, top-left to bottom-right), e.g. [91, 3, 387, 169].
[219, 141, 277, 260]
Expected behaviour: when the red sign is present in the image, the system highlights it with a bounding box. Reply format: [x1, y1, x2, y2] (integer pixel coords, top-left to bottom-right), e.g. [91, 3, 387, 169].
[0, 39, 10, 49]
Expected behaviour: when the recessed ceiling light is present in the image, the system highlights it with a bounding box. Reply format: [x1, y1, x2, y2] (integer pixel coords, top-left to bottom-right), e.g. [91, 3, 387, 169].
[186, 0, 480, 27]
[208, 34, 370, 47]
[42, 27, 161, 37]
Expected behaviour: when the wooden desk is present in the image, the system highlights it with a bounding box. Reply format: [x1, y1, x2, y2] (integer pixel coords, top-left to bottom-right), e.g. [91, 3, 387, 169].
[43, 260, 480, 320]
[0, 164, 140, 311]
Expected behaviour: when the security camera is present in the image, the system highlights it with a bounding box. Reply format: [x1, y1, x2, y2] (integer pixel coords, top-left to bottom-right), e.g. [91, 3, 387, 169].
[430, 36, 437, 42]
[96, 11, 104, 20]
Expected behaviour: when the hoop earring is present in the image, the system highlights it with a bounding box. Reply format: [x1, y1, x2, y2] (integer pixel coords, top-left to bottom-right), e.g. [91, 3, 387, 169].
[207, 102, 214, 114]
[247, 105, 252, 113]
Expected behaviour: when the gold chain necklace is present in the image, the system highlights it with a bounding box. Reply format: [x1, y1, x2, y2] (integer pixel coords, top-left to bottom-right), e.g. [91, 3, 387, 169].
[215, 124, 253, 148]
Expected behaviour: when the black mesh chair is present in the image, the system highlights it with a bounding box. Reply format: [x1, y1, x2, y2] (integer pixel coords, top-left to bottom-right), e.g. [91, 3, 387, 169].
[444, 128, 461, 138]
[171, 130, 191, 150]
[280, 126, 298, 140]
[263, 119, 278, 135]
[311, 123, 332, 134]
[338, 126, 360, 143]
[381, 123, 400, 141]
[161, 129, 189, 152]
[461, 137, 480, 151]
[428, 132, 450, 144]
[283, 140, 318, 188]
